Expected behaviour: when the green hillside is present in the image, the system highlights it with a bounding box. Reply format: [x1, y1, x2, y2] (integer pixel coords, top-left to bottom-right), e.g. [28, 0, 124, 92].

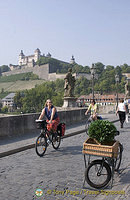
[0, 80, 45, 92]
[0, 72, 39, 82]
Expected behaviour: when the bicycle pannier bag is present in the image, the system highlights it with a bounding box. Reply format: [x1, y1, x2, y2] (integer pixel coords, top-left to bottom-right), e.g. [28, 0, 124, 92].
[57, 123, 66, 136]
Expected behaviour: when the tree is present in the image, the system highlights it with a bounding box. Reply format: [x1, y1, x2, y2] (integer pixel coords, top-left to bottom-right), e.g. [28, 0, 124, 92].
[120, 63, 130, 73]
[1, 106, 8, 113]
[0, 65, 10, 73]
[14, 92, 23, 109]
[0, 102, 2, 111]
[105, 65, 114, 71]
[1, 88, 4, 93]
[95, 62, 105, 78]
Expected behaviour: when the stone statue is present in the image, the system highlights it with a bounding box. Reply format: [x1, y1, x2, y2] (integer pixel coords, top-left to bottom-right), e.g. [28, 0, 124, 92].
[64, 68, 76, 97]
[125, 80, 130, 97]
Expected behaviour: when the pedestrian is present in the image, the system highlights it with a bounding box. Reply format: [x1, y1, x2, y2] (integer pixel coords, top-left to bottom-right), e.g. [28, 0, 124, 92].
[38, 99, 60, 133]
[124, 99, 129, 123]
[116, 99, 127, 128]
[85, 99, 98, 121]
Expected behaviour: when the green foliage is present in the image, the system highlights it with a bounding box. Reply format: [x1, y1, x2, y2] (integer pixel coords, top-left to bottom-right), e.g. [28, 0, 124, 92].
[95, 62, 105, 78]
[120, 63, 130, 73]
[74, 77, 91, 96]
[14, 92, 24, 109]
[0, 102, 2, 109]
[0, 91, 9, 99]
[88, 120, 117, 144]
[92, 63, 130, 94]
[1, 106, 8, 113]
[13, 61, 128, 112]
[14, 79, 64, 113]
[0, 65, 10, 73]
[0, 72, 39, 83]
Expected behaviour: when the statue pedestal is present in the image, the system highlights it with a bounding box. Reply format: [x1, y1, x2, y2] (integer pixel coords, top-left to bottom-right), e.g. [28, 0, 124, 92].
[62, 97, 77, 108]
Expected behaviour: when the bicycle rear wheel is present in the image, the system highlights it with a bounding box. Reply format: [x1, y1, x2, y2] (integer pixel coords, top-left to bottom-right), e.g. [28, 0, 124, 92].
[52, 134, 61, 150]
[115, 143, 123, 171]
[35, 135, 47, 157]
[85, 160, 111, 189]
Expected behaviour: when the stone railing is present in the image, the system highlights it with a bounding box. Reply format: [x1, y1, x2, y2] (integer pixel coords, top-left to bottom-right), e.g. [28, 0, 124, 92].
[0, 108, 86, 138]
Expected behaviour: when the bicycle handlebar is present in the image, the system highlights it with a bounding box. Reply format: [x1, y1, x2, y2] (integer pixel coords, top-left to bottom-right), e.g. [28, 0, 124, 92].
[35, 119, 49, 124]
[35, 119, 43, 122]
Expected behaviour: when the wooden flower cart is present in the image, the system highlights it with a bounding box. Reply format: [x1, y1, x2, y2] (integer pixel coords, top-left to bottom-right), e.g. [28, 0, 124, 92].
[82, 138, 121, 189]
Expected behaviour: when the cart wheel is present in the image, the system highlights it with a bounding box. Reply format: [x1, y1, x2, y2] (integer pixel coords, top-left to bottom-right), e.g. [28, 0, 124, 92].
[85, 159, 112, 189]
[115, 143, 123, 171]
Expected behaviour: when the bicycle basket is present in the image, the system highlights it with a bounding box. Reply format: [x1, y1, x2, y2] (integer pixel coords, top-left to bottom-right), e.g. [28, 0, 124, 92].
[36, 120, 47, 129]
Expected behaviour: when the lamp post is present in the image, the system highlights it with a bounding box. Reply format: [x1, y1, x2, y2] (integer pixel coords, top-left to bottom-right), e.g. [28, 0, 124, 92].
[115, 74, 119, 109]
[91, 63, 96, 100]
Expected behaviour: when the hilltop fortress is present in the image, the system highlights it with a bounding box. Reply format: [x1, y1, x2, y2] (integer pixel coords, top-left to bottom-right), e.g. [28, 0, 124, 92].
[10, 48, 53, 70]
[3, 49, 76, 81]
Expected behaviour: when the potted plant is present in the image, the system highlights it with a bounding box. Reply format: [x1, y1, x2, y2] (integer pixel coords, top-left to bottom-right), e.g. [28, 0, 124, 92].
[82, 120, 119, 158]
[87, 120, 117, 144]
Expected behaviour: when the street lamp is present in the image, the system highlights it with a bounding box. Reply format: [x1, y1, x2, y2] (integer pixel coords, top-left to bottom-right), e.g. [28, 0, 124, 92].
[91, 63, 96, 100]
[115, 74, 119, 109]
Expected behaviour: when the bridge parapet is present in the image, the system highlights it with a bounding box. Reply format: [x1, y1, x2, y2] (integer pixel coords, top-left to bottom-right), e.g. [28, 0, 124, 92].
[0, 108, 86, 138]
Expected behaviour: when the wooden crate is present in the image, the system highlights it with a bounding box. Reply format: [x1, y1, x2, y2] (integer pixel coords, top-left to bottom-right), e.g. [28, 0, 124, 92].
[82, 138, 119, 158]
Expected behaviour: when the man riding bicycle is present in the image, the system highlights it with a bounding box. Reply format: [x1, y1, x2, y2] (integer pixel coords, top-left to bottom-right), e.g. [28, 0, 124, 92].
[85, 99, 98, 121]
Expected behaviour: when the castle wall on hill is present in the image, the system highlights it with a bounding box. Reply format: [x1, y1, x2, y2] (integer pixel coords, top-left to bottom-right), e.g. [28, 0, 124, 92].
[2, 64, 50, 80]
[2, 64, 67, 81]
[33, 64, 49, 80]
[48, 73, 66, 81]
[2, 64, 91, 81]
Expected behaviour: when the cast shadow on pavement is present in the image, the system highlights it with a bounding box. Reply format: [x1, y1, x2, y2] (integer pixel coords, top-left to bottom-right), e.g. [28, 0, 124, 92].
[118, 166, 130, 185]
[45, 145, 83, 158]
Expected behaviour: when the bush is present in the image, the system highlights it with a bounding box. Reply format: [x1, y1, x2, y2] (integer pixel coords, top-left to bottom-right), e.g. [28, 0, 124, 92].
[1, 106, 8, 113]
[88, 120, 117, 144]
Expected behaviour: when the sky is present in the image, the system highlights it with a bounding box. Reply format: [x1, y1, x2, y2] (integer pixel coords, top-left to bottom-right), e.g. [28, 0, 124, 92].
[0, 0, 130, 67]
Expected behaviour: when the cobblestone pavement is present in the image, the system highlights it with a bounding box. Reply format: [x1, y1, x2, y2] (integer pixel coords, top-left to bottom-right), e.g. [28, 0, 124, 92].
[0, 115, 130, 200]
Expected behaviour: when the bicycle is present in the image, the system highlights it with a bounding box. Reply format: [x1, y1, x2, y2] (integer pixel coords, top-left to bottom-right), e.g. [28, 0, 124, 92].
[83, 131, 123, 189]
[35, 119, 61, 157]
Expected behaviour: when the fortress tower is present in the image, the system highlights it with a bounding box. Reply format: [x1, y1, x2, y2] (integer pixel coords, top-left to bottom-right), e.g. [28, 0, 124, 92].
[70, 55, 75, 64]
[34, 48, 41, 62]
[19, 50, 25, 66]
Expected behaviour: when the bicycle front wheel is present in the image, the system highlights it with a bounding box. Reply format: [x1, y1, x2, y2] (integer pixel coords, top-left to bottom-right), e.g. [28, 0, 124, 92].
[85, 121, 91, 134]
[35, 135, 47, 157]
[52, 134, 61, 150]
[85, 160, 111, 189]
[115, 143, 123, 171]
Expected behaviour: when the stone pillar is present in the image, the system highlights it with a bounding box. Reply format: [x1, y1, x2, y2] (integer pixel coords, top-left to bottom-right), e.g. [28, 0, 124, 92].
[62, 97, 77, 108]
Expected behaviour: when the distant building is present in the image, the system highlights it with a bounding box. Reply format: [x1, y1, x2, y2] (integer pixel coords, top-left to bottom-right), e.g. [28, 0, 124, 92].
[77, 93, 125, 106]
[18, 48, 41, 66]
[2, 93, 15, 108]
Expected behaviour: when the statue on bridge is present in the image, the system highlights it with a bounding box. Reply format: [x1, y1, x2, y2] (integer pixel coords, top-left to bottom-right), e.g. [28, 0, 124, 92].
[64, 68, 76, 97]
